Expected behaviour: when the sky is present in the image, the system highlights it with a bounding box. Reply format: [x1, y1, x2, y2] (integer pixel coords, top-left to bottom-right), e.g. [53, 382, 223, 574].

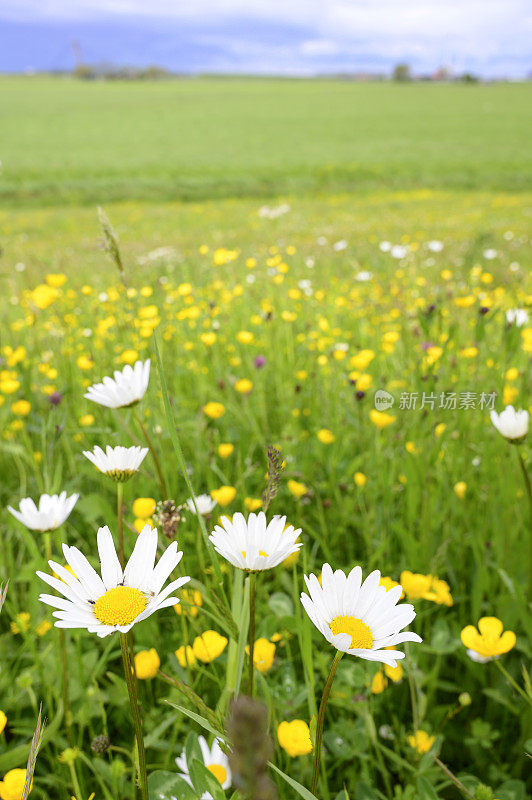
[0, 1, 530, 78]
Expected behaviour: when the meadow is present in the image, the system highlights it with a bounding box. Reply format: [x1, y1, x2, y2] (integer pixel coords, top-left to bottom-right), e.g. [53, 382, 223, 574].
[0, 77, 531, 800]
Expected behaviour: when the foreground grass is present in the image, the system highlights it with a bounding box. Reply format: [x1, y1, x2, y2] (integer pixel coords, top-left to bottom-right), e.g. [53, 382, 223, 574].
[0, 188, 530, 798]
[1, 77, 531, 205]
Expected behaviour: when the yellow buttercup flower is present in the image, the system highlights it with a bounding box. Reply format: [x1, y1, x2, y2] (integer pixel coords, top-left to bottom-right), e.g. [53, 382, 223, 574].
[200, 332, 217, 346]
[79, 414, 94, 427]
[134, 517, 154, 533]
[192, 631, 228, 663]
[0, 768, 32, 799]
[244, 497, 262, 512]
[0, 712, 6, 735]
[119, 349, 139, 364]
[371, 670, 388, 694]
[408, 730, 435, 754]
[461, 617, 516, 659]
[235, 378, 253, 394]
[353, 472, 367, 487]
[287, 479, 308, 499]
[370, 409, 396, 429]
[380, 576, 405, 599]
[203, 402, 225, 419]
[246, 638, 276, 673]
[317, 428, 335, 444]
[210, 486, 236, 507]
[282, 550, 300, 568]
[236, 330, 254, 344]
[454, 481, 467, 499]
[350, 349, 375, 370]
[31, 284, 58, 309]
[10, 612, 31, 635]
[35, 619, 52, 637]
[277, 720, 313, 757]
[218, 443, 234, 458]
[45, 272, 67, 288]
[11, 400, 30, 416]
[76, 355, 93, 371]
[174, 589, 202, 618]
[400, 572, 452, 606]
[134, 649, 160, 679]
[132, 497, 156, 519]
[175, 645, 197, 668]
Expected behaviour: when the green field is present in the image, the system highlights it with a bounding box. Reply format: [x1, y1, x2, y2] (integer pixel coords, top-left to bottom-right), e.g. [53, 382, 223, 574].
[1, 77, 531, 205]
[0, 76, 531, 800]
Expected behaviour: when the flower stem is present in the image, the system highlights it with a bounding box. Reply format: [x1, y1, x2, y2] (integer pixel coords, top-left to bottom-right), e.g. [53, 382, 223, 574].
[516, 450, 532, 602]
[434, 758, 475, 800]
[120, 633, 149, 800]
[134, 409, 168, 499]
[494, 658, 532, 706]
[248, 572, 256, 697]
[311, 650, 344, 796]
[117, 482, 125, 569]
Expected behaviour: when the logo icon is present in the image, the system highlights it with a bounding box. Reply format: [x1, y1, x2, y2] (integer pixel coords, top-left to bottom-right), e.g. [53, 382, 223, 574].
[374, 389, 394, 410]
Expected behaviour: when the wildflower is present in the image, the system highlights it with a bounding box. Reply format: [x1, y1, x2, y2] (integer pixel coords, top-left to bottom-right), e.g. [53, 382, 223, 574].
[353, 472, 367, 487]
[31, 283, 58, 309]
[490, 405, 528, 443]
[0, 768, 32, 799]
[282, 550, 300, 568]
[175, 645, 197, 668]
[301, 564, 421, 666]
[461, 617, 516, 662]
[11, 400, 30, 416]
[48, 391, 62, 406]
[454, 481, 467, 499]
[506, 308, 528, 327]
[400, 572, 452, 605]
[237, 331, 254, 344]
[369, 409, 396, 429]
[35, 620, 52, 637]
[235, 378, 253, 394]
[8, 491, 79, 532]
[79, 414, 94, 427]
[174, 588, 202, 618]
[37, 524, 189, 637]
[371, 670, 388, 694]
[246, 638, 276, 673]
[77, 355, 93, 371]
[317, 429, 335, 444]
[244, 497, 262, 512]
[200, 332, 217, 346]
[210, 512, 302, 572]
[408, 730, 435, 754]
[254, 355, 266, 368]
[84, 359, 150, 408]
[210, 486, 236, 507]
[350, 350, 375, 370]
[45, 272, 67, 288]
[435, 423, 446, 437]
[187, 494, 217, 516]
[288, 479, 308, 498]
[133, 497, 156, 519]
[176, 736, 231, 798]
[192, 631, 228, 663]
[83, 445, 148, 481]
[91, 734, 111, 755]
[218, 443, 234, 458]
[277, 720, 312, 756]
[134, 648, 160, 679]
[203, 402, 225, 419]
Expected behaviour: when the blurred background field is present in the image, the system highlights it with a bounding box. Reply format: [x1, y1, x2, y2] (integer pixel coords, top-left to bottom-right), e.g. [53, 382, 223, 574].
[0, 73, 531, 800]
[1, 77, 531, 205]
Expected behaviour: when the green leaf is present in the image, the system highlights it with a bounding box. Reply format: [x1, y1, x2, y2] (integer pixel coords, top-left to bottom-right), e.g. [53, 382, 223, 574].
[416, 776, 440, 800]
[189, 758, 226, 800]
[268, 761, 319, 800]
[268, 591, 293, 617]
[0, 703, 63, 772]
[166, 702, 227, 741]
[147, 770, 197, 800]
[355, 784, 378, 800]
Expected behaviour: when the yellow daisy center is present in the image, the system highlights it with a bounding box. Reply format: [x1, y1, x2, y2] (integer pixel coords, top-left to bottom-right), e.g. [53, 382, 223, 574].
[94, 586, 147, 627]
[329, 615, 373, 649]
[207, 764, 227, 784]
[241, 550, 269, 558]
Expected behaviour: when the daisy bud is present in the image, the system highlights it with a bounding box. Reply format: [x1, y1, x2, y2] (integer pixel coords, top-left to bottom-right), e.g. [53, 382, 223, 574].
[91, 734, 111, 755]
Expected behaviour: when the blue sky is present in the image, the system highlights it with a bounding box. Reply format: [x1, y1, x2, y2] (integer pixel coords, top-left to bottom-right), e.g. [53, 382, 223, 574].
[1, 1, 530, 77]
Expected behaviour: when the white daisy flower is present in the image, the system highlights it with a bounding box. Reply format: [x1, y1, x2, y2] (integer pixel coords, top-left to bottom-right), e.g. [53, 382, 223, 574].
[174, 736, 231, 799]
[187, 494, 217, 516]
[36, 524, 189, 637]
[505, 308, 528, 327]
[490, 405, 528, 442]
[83, 445, 149, 481]
[300, 564, 422, 667]
[84, 359, 150, 408]
[8, 491, 79, 532]
[209, 512, 302, 572]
